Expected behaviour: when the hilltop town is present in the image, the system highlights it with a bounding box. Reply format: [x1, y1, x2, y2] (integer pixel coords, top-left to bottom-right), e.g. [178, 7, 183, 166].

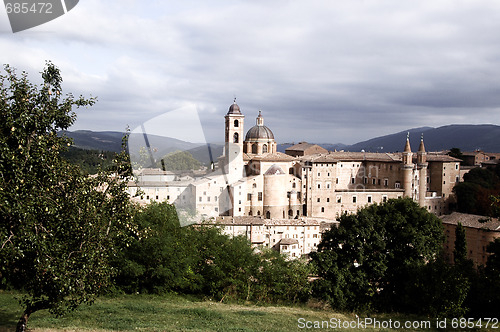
[127, 100, 500, 265]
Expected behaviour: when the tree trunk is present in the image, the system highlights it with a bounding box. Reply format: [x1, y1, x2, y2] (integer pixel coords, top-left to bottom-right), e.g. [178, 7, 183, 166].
[16, 301, 50, 332]
[16, 309, 32, 332]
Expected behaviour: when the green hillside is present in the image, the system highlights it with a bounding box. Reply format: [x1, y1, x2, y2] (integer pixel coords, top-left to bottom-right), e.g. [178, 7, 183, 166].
[0, 292, 446, 332]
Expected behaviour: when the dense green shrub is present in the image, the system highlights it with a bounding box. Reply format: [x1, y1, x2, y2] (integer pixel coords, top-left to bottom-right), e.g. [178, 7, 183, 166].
[112, 202, 311, 304]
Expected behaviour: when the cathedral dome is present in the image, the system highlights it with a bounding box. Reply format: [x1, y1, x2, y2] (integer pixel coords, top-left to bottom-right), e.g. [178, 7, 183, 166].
[245, 125, 274, 140]
[245, 111, 274, 141]
[264, 164, 285, 175]
[228, 100, 241, 114]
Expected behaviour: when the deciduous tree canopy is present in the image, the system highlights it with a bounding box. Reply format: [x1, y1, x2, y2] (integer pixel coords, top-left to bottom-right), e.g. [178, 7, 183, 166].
[0, 63, 135, 332]
[311, 198, 444, 313]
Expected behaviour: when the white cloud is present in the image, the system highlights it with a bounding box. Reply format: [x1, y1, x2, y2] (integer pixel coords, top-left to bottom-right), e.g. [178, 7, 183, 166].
[1, 0, 500, 144]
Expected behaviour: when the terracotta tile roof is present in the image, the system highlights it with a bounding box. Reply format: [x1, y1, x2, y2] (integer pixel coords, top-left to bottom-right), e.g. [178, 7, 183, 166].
[285, 142, 319, 151]
[422, 152, 461, 162]
[440, 212, 500, 231]
[307, 152, 401, 163]
[462, 151, 487, 156]
[302, 151, 461, 164]
[278, 238, 299, 245]
[214, 216, 335, 226]
[215, 216, 266, 225]
[249, 152, 295, 162]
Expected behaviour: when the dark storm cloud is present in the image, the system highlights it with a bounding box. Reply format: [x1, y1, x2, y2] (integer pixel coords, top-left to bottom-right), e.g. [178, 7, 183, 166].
[2, 0, 500, 144]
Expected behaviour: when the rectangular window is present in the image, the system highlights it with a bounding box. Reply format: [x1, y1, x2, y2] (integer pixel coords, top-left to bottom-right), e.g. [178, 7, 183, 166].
[207, 197, 211, 202]
[258, 192, 263, 201]
[336, 178, 339, 184]
[383, 195, 388, 203]
[199, 197, 202, 202]
[384, 179, 388, 186]
[368, 196, 372, 203]
[351, 178, 355, 184]
[247, 193, 251, 201]
[317, 198, 321, 202]
[372, 178, 376, 185]
[352, 196, 357, 203]
[337, 196, 342, 203]
[327, 198, 330, 202]
[317, 183, 321, 189]
[321, 207, 325, 212]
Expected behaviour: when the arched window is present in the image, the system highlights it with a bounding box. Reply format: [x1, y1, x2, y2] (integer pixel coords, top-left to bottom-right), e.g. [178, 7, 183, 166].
[292, 182, 296, 188]
[257, 210, 261, 216]
[252, 183, 257, 188]
[266, 211, 271, 219]
[234, 119, 239, 127]
[289, 167, 294, 175]
[252, 143, 258, 154]
[233, 132, 239, 143]
[263, 144, 268, 153]
[288, 209, 293, 218]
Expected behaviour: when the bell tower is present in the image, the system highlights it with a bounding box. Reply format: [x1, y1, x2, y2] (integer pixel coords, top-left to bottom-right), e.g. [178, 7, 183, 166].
[402, 133, 414, 199]
[417, 134, 427, 207]
[224, 99, 245, 181]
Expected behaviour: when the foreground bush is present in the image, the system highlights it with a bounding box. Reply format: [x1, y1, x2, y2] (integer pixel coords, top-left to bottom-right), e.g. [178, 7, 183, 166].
[112, 202, 312, 303]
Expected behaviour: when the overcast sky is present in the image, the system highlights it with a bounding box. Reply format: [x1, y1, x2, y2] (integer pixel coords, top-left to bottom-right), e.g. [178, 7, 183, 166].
[1, 0, 499, 144]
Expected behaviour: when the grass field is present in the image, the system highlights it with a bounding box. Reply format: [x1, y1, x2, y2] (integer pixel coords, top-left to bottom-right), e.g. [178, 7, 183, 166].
[0, 291, 477, 331]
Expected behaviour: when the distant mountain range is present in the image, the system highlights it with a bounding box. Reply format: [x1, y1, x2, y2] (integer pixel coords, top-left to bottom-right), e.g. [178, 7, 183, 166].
[61, 130, 224, 166]
[344, 124, 500, 152]
[62, 124, 500, 165]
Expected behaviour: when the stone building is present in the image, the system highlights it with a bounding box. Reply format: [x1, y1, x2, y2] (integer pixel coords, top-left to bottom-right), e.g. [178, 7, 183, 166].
[127, 100, 463, 257]
[441, 212, 500, 266]
[212, 216, 335, 258]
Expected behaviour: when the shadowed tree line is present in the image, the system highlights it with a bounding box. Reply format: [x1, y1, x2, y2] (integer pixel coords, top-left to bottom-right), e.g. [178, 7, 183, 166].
[453, 162, 500, 217]
[310, 198, 500, 318]
[60, 146, 116, 174]
[111, 202, 312, 303]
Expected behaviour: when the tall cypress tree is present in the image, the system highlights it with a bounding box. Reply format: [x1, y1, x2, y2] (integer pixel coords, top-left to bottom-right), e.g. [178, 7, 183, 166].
[454, 222, 468, 265]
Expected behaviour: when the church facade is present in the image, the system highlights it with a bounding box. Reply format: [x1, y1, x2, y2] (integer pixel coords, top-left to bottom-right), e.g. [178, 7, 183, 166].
[189, 101, 461, 221]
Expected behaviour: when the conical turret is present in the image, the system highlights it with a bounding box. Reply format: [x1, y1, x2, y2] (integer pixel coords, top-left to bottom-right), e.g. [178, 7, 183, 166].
[417, 134, 427, 165]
